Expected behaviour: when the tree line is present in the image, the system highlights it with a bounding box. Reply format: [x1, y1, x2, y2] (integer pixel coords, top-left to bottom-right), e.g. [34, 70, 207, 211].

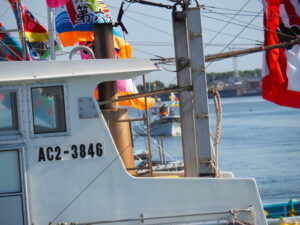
[137, 69, 262, 92]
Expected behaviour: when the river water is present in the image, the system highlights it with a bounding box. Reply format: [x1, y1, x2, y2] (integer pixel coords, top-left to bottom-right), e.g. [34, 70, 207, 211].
[130, 96, 300, 203]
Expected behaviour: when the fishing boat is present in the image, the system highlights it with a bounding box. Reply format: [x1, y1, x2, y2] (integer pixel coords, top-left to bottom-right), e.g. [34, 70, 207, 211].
[134, 106, 181, 136]
[0, 52, 268, 225]
[148, 114, 181, 136]
[133, 92, 181, 136]
[0, 0, 299, 225]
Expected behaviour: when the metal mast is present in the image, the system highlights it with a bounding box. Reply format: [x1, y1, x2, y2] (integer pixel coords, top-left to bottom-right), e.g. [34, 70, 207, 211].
[172, 4, 215, 177]
[172, 6, 198, 177]
[186, 7, 215, 176]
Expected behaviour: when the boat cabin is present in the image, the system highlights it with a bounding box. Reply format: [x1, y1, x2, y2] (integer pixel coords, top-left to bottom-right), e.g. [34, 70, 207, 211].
[0, 59, 267, 225]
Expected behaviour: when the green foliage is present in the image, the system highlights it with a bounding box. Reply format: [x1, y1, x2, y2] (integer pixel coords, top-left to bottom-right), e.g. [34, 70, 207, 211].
[207, 68, 262, 85]
[136, 69, 262, 91]
[136, 80, 165, 92]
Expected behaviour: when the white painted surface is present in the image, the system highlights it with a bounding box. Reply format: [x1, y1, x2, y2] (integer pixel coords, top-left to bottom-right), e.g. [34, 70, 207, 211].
[0, 58, 159, 83]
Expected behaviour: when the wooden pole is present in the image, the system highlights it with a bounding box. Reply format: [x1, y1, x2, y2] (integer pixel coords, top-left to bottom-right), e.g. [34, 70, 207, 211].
[98, 86, 191, 106]
[205, 39, 300, 62]
[93, 23, 135, 175]
[94, 23, 117, 108]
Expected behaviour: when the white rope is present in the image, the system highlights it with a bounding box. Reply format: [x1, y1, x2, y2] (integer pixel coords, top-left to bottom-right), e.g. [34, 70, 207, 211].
[211, 88, 222, 176]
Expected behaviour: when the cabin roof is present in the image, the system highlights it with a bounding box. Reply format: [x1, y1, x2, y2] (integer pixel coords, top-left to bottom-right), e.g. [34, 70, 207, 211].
[0, 58, 159, 83]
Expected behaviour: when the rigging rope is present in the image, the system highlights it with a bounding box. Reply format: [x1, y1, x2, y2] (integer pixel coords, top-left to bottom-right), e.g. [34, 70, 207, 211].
[51, 133, 143, 222]
[109, 4, 263, 45]
[204, 0, 252, 49]
[203, 8, 297, 42]
[210, 88, 222, 174]
[206, 9, 262, 69]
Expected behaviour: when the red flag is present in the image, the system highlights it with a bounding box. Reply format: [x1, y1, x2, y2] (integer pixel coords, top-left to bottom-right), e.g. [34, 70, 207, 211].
[262, 0, 300, 109]
[46, 0, 71, 8]
[8, 0, 48, 42]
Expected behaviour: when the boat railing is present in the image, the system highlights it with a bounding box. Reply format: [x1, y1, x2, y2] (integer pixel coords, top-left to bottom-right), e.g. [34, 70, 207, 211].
[96, 85, 223, 177]
[49, 207, 255, 225]
[97, 85, 191, 107]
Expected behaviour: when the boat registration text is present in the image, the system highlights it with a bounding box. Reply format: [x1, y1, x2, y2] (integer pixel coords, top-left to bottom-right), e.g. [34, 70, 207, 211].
[36, 143, 104, 162]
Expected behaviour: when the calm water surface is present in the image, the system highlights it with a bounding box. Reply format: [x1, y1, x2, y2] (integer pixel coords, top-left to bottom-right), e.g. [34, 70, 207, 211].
[130, 96, 300, 202]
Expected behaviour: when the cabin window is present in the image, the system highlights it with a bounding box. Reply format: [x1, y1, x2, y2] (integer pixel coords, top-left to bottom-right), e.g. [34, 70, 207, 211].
[0, 150, 21, 194]
[31, 86, 66, 134]
[0, 149, 25, 225]
[0, 92, 19, 132]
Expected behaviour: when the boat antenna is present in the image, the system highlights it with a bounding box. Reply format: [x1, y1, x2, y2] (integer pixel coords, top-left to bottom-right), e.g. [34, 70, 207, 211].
[114, 2, 128, 34]
[125, 0, 173, 9]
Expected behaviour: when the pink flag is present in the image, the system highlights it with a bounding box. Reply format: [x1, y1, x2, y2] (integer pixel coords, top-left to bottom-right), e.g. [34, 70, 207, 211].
[46, 0, 70, 8]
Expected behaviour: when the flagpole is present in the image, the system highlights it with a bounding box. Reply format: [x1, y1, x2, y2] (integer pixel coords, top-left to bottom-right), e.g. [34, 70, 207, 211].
[15, 0, 28, 60]
[47, 7, 56, 60]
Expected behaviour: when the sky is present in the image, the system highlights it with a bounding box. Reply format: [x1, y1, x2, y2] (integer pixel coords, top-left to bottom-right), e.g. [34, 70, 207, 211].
[0, 0, 264, 85]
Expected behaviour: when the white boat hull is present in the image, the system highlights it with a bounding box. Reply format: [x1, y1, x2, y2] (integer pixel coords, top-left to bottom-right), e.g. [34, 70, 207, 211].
[150, 115, 181, 136]
[134, 115, 181, 136]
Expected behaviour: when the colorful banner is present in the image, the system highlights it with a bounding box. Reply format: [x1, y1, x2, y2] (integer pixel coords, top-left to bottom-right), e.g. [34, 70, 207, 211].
[8, 0, 48, 42]
[169, 92, 179, 107]
[0, 23, 23, 61]
[8, 0, 52, 59]
[46, 0, 71, 8]
[55, 0, 112, 46]
[62, 0, 148, 109]
[93, 79, 155, 110]
[262, 0, 300, 108]
[117, 80, 155, 110]
[113, 29, 132, 59]
[79, 29, 132, 59]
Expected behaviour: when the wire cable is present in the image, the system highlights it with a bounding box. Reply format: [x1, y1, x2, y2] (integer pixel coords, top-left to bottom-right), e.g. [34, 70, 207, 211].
[204, 8, 264, 33]
[133, 47, 159, 57]
[51, 133, 145, 222]
[0, 6, 10, 19]
[202, 11, 263, 17]
[108, 5, 171, 22]
[110, 6, 173, 36]
[109, 3, 264, 45]
[204, 6, 298, 41]
[204, 4, 300, 19]
[205, 0, 252, 49]
[204, 27, 263, 44]
[206, 9, 262, 69]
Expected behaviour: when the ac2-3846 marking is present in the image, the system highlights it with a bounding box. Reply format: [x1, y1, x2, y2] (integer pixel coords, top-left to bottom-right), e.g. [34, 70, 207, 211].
[37, 143, 103, 162]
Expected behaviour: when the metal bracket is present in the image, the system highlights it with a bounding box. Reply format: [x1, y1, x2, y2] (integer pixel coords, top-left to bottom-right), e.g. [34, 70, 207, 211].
[78, 97, 99, 119]
[195, 113, 209, 119]
[189, 32, 204, 38]
[177, 57, 190, 68]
